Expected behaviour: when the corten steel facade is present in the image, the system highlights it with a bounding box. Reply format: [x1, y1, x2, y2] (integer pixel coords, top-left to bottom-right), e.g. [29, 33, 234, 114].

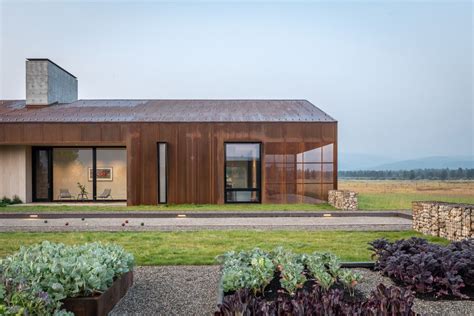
[0, 60, 337, 206]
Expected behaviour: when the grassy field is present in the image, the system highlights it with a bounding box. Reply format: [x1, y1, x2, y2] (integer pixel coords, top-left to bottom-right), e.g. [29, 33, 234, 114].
[0, 230, 447, 265]
[2, 180, 472, 212]
[339, 180, 474, 209]
[0, 203, 335, 212]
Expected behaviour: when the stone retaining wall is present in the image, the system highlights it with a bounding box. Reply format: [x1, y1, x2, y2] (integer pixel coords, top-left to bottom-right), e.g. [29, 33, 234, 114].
[412, 201, 473, 241]
[328, 190, 358, 210]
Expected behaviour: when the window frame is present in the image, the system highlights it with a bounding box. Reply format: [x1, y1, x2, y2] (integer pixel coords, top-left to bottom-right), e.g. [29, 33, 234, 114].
[224, 142, 262, 204]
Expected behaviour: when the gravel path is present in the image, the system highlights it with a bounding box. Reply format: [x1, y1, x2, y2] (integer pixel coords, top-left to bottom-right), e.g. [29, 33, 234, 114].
[0, 216, 412, 232]
[110, 267, 473, 316]
[110, 266, 220, 316]
[353, 269, 474, 316]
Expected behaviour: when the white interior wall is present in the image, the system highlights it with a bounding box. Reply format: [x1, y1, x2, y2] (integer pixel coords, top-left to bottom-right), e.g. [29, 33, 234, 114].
[0, 146, 32, 203]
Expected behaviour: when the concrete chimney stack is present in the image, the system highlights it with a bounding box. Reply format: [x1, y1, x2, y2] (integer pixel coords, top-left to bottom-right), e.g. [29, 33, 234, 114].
[26, 59, 78, 106]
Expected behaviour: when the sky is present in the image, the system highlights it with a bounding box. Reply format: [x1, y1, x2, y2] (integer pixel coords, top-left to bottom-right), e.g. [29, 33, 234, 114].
[0, 0, 472, 161]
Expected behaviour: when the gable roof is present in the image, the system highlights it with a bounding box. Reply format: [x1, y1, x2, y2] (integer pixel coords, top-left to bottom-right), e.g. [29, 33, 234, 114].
[0, 99, 336, 123]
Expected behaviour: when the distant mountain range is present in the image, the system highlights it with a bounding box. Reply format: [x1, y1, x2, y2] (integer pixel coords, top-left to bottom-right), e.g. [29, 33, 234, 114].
[339, 154, 474, 171]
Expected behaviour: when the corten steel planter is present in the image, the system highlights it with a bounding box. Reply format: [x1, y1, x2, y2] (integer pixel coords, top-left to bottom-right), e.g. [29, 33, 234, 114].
[62, 271, 133, 316]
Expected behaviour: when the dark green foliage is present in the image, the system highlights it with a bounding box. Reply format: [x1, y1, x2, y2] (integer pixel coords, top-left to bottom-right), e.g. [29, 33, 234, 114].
[340, 168, 474, 180]
[216, 283, 415, 316]
[1, 197, 12, 205]
[11, 195, 22, 205]
[0, 195, 22, 206]
[370, 237, 473, 298]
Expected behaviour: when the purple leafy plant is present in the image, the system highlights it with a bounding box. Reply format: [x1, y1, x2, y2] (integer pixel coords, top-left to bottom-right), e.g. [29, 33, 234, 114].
[369, 237, 473, 298]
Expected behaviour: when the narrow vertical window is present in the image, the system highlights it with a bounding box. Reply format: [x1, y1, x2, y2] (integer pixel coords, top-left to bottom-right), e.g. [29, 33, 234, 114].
[158, 143, 167, 204]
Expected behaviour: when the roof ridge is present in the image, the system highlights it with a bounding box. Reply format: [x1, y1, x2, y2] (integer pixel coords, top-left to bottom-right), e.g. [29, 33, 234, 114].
[74, 99, 310, 101]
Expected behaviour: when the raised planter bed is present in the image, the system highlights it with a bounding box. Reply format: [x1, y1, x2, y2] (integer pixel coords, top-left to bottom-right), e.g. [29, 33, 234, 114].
[62, 271, 133, 316]
[216, 261, 374, 305]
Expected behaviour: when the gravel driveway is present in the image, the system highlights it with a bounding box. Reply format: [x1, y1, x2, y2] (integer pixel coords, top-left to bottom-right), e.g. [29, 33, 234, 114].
[110, 266, 473, 316]
[110, 266, 220, 316]
[0, 216, 412, 232]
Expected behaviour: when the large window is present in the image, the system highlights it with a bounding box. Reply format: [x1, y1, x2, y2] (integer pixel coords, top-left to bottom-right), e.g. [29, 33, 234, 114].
[33, 147, 126, 202]
[265, 142, 334, 203]
[225, 143, 261, 203]
[53, 148, 93, 201]
[96, 148, 127, 200]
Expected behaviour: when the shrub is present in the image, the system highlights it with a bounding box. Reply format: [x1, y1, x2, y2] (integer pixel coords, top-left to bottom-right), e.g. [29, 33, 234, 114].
[11, 195, 22, 205]
[0, 195, 22, 206]
[369, 237, 473, 298]
[217, 247, 361, 297]
[1, 196, 11, 205]
[0, 241, 134, 315]
[216, 283, 416, 316]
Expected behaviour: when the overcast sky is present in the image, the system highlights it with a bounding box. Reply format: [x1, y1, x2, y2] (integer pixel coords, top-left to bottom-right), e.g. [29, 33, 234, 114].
[0, 1, 472, 160]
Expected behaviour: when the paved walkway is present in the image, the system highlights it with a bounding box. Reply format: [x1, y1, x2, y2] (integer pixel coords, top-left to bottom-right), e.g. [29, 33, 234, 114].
[0, 215, 412, 232]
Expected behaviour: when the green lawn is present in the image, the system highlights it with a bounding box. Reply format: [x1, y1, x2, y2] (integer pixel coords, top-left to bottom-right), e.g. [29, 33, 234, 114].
[0, 203, 336, 212]
[358, 193, 474, 210]
[0, 231, 448, 265]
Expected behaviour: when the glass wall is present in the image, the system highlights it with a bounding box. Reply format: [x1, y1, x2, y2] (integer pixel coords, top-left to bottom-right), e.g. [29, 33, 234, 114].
[265, 142, 334, 203]
[53, 148, 93, 200]
[225, 143, 261, 203]
[96, 148, 127, 200]
[33, 147, 127, 202]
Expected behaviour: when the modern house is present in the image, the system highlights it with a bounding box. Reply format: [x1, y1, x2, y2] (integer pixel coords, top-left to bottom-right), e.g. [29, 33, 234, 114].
[0, 59, 337, 206]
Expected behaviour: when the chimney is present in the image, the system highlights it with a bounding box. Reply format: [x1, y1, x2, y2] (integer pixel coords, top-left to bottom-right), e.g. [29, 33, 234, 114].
[26, 59, 78, 107]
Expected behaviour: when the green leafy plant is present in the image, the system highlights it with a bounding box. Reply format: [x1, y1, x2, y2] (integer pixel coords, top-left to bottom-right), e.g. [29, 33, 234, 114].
[271, 247, 305, 294]
[218, 247, 359, 297]
[339, 268, 362, 296]
[0, 276, 73, 316]
[11, 195, 22, 205]
[1, 196, 12, 205]
[218, 248, 274, 294]
[279, 261, 306, 295]
[312, 267, 334, 291]
[0, 241, 134, 315]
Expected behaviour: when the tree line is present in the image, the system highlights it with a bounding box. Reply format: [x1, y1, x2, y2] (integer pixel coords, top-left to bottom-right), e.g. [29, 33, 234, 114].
[339, 168, 474, 180]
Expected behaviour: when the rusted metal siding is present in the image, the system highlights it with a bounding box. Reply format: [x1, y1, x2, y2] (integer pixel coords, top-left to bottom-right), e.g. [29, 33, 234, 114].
[0, 121, 337, 205]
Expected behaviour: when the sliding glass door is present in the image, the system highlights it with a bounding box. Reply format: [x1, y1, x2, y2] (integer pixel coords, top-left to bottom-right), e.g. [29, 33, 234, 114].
[32, 147, 126, 202]
[96, 148, 127, 200]
[53, 148, 93, 201]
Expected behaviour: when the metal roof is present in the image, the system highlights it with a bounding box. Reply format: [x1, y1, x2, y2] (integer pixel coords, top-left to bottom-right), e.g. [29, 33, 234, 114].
[0, 99, 336, 123]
